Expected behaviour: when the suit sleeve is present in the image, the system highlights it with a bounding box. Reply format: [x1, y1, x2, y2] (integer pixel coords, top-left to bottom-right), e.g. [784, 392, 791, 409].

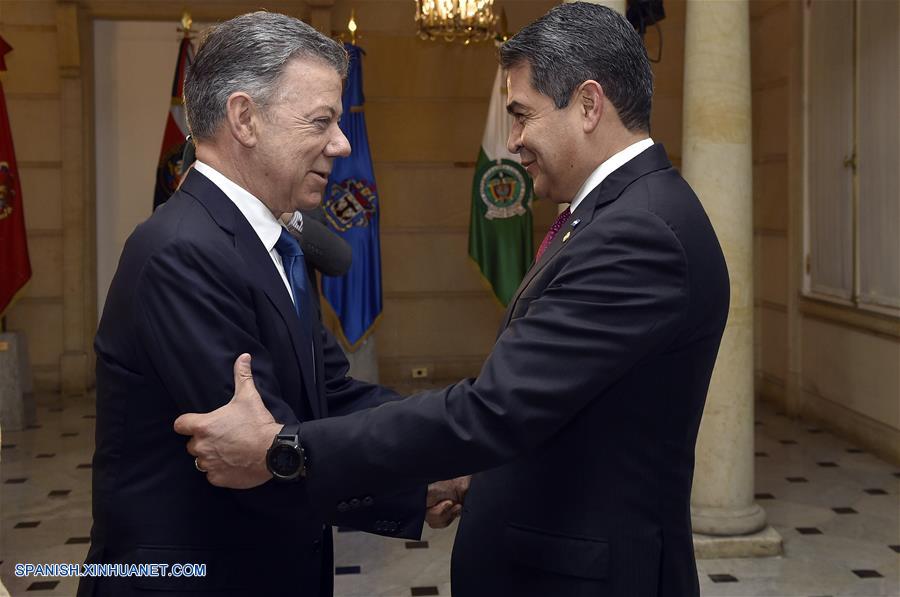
[133, 239, 299, 425]
[132, 238, 317, 517]
[317, 324, 428, 538]
[299, 208, 690, 508]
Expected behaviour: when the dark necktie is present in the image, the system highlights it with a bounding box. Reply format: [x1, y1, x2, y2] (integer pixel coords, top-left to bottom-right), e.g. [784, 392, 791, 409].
[274, 228, 308, 317]
[535, 207, 572, 262]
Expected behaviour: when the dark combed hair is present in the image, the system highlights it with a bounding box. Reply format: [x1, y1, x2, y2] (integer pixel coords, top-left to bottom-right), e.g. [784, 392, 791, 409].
[499, 2, 653, 132]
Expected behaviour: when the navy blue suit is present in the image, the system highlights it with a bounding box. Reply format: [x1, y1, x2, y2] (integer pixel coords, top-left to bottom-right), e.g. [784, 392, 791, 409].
[298, 144, 729, 597]
[80, 170, 425, 596]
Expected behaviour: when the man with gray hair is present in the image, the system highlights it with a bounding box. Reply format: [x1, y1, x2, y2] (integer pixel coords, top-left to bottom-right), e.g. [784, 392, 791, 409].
[81, 12, 433, 596]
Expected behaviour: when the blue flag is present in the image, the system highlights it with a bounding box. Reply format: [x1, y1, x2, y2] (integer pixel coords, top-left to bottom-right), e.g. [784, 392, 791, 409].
[321, 44, 382, 351]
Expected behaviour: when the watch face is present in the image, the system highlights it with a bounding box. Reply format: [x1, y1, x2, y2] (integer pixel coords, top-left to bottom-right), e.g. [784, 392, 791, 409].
[269, 444, 302, 478]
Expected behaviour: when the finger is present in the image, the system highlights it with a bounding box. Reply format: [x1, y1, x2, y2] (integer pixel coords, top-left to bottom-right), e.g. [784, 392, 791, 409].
[426, 501, 455, 529]
[233, 353, 254, 399]
[174, 413, 205, 436]
[432, 500, 454, 517]
[450, 504, 462, 518]
[185, 436, 202, 457]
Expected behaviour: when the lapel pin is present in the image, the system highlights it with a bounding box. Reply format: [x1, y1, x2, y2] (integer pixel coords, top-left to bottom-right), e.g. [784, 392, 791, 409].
[571, 219, 581, 228]
[562, 231, 571, 242]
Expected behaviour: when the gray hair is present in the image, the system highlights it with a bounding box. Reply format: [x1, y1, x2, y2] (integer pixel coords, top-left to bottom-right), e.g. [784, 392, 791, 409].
[499, 2, 653, 132]
[184, 11, 348, 140]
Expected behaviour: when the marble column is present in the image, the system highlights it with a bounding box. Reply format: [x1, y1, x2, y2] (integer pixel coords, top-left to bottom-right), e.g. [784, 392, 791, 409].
[57, 3, 93, 395]
[681, 0, 781, 557]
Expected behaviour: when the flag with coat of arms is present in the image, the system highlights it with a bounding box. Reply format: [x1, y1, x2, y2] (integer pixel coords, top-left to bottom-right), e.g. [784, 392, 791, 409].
[468, 66, 535, 306]
[321, 44, 382, 351]
[153, 35, 194, 210]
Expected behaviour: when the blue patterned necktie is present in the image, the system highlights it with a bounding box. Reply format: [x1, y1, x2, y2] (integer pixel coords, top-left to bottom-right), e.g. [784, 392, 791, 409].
[274, 227, 308, 317]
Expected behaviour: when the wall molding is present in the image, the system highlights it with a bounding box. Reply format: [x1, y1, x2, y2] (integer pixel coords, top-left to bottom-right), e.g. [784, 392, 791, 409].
[800, 296, 900, 340]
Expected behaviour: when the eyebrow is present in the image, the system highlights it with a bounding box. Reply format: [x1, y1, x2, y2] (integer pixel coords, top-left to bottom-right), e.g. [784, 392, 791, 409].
[307, 105, 338, 119]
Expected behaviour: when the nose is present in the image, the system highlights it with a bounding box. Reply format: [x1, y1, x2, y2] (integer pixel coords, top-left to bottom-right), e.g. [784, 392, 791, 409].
[328, 127, 351, 158]
[507, 120, 522, 155]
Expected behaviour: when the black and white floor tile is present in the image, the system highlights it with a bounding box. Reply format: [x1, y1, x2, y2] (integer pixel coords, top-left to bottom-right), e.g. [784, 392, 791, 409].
[1, 394, 898, 596]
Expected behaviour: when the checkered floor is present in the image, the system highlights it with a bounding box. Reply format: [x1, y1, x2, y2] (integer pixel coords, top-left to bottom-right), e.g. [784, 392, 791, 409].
[1, 393, 898, 596]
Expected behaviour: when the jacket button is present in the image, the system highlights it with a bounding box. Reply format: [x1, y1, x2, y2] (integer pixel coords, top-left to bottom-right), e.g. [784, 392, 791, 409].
[350, 498, 361, 509]
[362, 496, 374, 507]
[337, 502, 350, 513]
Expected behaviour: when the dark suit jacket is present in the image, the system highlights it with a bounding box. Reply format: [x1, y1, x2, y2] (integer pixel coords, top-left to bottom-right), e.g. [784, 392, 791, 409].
[298, 144, 729, 597]
[81, 170, 425, 597]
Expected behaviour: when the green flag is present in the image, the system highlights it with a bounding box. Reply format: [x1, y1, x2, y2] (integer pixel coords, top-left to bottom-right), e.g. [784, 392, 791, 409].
[468, 67, 535, 306]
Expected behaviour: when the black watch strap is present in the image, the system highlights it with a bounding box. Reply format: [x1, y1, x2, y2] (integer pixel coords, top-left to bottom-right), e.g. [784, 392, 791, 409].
[277, 423, 301, 441]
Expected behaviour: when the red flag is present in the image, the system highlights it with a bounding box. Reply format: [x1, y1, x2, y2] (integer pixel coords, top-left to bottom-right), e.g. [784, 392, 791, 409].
[0, 36, 32, 318]
[153, 36, 194, 210]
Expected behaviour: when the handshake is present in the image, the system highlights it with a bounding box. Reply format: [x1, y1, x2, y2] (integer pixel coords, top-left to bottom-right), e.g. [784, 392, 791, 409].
[425, 476, 471, 529]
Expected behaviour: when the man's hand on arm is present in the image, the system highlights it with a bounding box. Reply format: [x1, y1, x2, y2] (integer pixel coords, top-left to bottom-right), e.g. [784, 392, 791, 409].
[173, 354, 280, 489]
[425, 475, 471, 529]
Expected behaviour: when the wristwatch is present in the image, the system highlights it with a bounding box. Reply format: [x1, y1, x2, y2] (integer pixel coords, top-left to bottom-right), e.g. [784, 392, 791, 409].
[266, 424, 306, 481]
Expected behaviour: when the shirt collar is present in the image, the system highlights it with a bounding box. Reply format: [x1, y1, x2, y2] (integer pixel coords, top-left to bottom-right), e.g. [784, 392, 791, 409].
[192, 160, 283, 253]
[568, 137, 654, 214]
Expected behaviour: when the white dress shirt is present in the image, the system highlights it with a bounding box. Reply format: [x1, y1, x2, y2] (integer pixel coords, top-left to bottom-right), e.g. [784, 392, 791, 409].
[568, 138, 655, 214]
[192, 161, 296, 304]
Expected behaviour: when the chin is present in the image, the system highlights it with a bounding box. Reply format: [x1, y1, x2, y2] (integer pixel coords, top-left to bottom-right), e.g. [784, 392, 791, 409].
[293, 192, 324, 212]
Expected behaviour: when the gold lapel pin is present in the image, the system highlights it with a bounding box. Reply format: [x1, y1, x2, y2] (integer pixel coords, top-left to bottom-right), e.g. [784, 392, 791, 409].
[562, 231, 571, 242]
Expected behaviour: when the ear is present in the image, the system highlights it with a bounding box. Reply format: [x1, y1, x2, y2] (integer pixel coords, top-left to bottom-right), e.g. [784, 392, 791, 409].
[224, 92, 259, 148]
[577, 80, 604, 134]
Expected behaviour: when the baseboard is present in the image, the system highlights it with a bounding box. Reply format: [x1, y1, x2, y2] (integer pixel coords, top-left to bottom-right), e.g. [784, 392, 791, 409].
[800, 389, 900, 466]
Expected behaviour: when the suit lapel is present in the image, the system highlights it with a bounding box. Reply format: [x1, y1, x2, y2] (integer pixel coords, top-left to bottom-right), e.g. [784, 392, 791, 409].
[500, 144, 674, 331]
[181, 170, 322, 419]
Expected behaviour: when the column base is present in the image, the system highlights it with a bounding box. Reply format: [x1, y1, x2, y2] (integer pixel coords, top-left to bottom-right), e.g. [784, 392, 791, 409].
[693, 525, 783, 559]
[691, 502, 767, 536]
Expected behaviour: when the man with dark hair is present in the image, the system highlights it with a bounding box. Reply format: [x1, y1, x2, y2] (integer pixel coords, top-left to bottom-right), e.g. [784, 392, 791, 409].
[82, 11, 441, 597]
[177, 3, 729, 596]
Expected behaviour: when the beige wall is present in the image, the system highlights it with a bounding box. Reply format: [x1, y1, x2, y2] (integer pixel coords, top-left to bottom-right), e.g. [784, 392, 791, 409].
[0, 1, 76, 393]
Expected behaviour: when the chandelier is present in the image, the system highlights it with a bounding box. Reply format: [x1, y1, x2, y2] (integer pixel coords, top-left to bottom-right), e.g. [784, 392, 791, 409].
[414, 0, 499, 44]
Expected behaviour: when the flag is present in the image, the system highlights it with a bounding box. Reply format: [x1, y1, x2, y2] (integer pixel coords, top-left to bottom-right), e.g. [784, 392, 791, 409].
[321, 44, 382, 351]
[153, 36, 194, 210]
[469, 67, 535, 306]
[0, 36, 31, 318]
